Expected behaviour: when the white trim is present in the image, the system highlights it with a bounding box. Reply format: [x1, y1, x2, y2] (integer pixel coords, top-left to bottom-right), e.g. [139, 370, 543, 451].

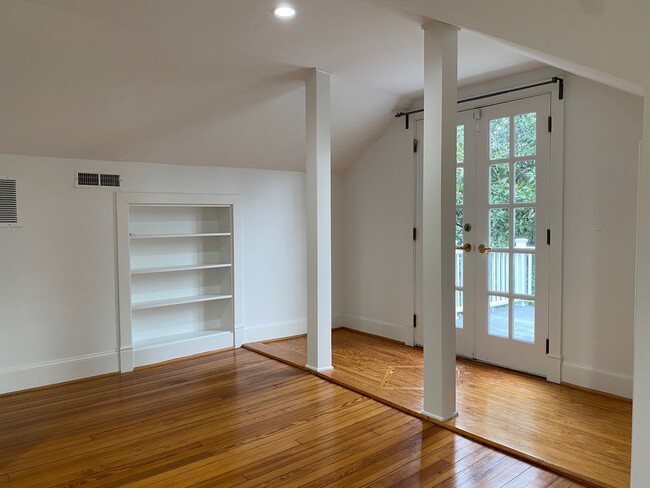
[562, 361, 633, 399]
[546, 354, 562, 384]
[305, 364, 334, 372]
[0, 351, 118, 395]
[119, 347, 133, 373]
[242, 320, 307, 344]
[337, 314, 411, 344]
[133, 332, 233, 368]
[422, 409, 459, 422]
[547, 81, 565, 382]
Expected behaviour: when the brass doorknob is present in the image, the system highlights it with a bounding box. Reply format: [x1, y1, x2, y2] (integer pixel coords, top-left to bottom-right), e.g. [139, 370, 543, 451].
[478, 244, 492, 254]
[456, 243, 472, 253]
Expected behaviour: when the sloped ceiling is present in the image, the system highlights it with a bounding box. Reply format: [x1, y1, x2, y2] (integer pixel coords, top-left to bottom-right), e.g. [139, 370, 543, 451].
[0, 0, 544, 173]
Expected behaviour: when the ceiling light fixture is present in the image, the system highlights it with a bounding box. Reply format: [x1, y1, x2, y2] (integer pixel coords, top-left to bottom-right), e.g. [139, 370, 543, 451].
[273, 6, 296, 20]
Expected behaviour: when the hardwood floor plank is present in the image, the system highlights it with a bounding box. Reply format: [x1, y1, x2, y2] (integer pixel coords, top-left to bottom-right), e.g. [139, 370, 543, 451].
[317, 430, 463, 488]
[0, 348, 583, 487]
[244, 328, 629, 487]
[294, 427, 453, 487]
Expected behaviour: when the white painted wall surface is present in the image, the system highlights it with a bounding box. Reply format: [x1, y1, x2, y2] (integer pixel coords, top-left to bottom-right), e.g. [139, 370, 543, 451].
[561, 75, 642, 397]
[0, 155, 308, 393]
[338, 120, 414, 342]
[331, 173, 344, 323]
[339, 72, 642, 397]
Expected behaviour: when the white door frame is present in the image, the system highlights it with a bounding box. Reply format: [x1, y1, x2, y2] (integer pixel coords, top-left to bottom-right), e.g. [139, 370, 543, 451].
[412, 79, 565, 382]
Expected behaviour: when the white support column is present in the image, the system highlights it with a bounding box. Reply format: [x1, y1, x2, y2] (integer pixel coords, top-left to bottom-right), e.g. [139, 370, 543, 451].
[421, 21, 458, 421]
[631, 100, 650, 487]
[305, 68, 333, 372]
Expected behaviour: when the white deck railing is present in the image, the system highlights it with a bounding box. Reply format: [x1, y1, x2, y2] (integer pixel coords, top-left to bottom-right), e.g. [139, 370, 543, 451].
[455, 246, 535, 313]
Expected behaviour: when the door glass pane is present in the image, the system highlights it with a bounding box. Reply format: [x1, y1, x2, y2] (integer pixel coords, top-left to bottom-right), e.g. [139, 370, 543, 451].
[489, 117, 510, 160]
[456, 167, 464, 205]
[489, 164, 510, 204]
[514, 207, 536, 248]
[455, 208, 463, 246]
[514, 113, 536, 157]
[514, 161, 536, 203]
[455, 250, 463, 287]
[488, 296, 509, 337]
[489, 208, 509, 248]
[514, 253, 535, 296]
[513, 299, 535, 343]
[457, 125, 464, 164]
[488, 252, 509, 293]
[455, 290, 464, 329]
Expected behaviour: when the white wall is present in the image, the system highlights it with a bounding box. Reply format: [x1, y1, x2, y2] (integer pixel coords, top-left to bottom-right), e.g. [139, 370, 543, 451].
[561, 75, 642, 396]
[331, 173, 345, 323]
[0, 155, 308, 393]
[339, 72, 643, 397]
[337, 120, 414, 342]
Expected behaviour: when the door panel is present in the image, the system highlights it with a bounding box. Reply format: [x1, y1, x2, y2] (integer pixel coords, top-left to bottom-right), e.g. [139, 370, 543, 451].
[454, 111, 476, 357]
[473, 94, 550, 376]
[415, 94, 550, 377]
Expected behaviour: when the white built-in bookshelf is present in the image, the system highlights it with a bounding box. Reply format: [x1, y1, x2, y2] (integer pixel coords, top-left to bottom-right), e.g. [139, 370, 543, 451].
[116, 193, 242, 371]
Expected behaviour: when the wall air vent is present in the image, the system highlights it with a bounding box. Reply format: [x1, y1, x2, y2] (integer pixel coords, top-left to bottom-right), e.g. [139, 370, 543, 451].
[100, 174, 121, 187]
[0, 177, 20, 227]
[77, 172, 99, 187]
[76, 172, 121, 189]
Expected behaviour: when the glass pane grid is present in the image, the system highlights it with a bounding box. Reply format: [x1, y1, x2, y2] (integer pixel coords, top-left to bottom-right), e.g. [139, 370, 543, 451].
[456, 125, 464, 164]
[484, 114, 538, 343]
[455, 249, 464, 288]
[488, 295, 509, 338]
[514, 113, 537, 158]
[489, 117, 510, 160]
[456, 167, 464, 205]
[455, 290, 464, 329]
[513, 299, 535, 343]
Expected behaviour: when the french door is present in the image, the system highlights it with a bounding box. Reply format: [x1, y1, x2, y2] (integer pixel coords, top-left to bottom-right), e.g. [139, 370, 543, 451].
[417, 94, 551, 377]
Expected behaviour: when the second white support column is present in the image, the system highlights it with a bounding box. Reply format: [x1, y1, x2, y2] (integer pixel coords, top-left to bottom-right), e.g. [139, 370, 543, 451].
[305, 68, 333, 372]
[421, 21, 458, 421]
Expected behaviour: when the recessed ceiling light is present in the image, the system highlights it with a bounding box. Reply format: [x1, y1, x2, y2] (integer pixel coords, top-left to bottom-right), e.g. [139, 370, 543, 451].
[273, 6, 296, 20]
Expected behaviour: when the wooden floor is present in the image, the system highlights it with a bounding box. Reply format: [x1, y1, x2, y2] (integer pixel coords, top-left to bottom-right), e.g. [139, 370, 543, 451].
[244, 329, 631, 488]
[0, 349, 585, 487]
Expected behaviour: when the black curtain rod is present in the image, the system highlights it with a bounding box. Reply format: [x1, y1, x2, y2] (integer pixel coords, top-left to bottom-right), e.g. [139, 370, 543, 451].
[395, 77, 564, 129]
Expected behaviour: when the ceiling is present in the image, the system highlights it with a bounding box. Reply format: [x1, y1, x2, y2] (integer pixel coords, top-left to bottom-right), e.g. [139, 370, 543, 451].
[0, 0, 545, 173]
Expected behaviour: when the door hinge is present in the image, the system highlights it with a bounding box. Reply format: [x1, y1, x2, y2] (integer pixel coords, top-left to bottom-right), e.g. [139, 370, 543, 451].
[546, 338, 550, 355]
[413, 139, 419, 153]
[413, 314, 417, 328]
[547, 116, 553, 133]
[413, 227, 417, 241]
[547, 229, 551, 245]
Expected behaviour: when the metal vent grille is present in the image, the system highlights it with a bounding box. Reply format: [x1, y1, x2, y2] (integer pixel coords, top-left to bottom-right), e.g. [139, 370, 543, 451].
[100, 174, 121, 187]
[76, 172, 121, 189]
[0, 177, 18, 226]
[77, 172, 99, 186]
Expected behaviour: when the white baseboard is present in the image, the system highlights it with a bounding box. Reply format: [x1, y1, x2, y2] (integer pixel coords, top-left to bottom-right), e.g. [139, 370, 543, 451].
[0, 351, 119, 395]
[562, 361, 632, 399]
[243, 319, 307, 344]
[546, 354, 562, 384]
[336, 314, 411, 344]
[133, 332, 234, 368]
